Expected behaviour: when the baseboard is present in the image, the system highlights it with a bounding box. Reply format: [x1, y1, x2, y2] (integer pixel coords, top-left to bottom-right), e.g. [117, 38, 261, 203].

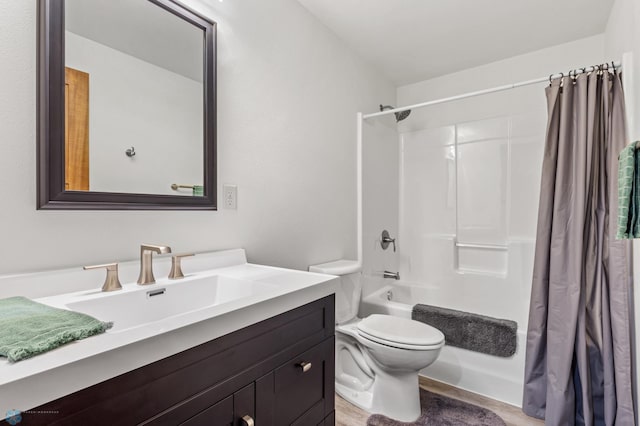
[418, 373, 522, 408]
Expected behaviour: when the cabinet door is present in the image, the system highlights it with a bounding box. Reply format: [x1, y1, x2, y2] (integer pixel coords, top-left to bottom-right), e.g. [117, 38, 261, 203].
[272, 338, 335, 425]
[180, 383, 256, 426]
[234, 383, 256, 426]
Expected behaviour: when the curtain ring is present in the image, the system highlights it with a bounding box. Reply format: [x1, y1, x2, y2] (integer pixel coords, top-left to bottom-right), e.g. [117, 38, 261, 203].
[559, 72, 565, 87]
[569, 69, 578, 81]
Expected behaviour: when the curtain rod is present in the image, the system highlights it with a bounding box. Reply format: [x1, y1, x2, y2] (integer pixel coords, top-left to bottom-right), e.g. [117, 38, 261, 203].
[363, 61, 622, 120]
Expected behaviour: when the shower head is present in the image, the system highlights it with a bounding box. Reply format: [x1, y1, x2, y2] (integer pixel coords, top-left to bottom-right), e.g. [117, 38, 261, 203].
[379, 105, 411, 122]
[394, 109, 411, 122]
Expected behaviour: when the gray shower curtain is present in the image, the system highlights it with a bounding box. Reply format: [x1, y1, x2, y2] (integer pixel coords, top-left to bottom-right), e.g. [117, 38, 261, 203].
[523, 70, 635, 425]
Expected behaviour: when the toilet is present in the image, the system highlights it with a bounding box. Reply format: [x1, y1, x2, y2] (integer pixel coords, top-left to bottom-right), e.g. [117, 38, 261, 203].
[309, 262, 444, 422]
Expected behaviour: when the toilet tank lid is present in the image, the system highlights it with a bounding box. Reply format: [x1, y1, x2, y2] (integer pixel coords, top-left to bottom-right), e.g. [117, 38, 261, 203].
[357, 314, 445, 346]
[308, 259, 361, 275]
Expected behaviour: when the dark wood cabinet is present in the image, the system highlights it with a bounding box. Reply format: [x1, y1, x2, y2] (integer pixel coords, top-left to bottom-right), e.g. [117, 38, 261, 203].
[255, 339, 334, 426]
[181, 383, 256, 426]
[182, 396, 233, 426]
[24, 295, 335, 426]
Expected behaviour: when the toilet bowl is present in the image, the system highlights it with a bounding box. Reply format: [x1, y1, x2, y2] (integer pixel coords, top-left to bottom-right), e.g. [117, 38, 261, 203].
[336, 315, 444, 422]
[309, 261, 444, 422]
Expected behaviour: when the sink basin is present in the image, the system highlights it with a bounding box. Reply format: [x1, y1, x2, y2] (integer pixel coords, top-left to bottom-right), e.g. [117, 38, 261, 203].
[65, 275, 275, 331]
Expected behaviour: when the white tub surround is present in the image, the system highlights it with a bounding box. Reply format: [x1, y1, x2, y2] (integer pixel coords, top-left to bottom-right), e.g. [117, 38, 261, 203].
[0, 249, 338, 414]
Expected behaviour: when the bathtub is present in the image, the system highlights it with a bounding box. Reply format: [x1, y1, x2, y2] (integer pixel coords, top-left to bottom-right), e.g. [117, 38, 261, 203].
[360, 280, 527, 407]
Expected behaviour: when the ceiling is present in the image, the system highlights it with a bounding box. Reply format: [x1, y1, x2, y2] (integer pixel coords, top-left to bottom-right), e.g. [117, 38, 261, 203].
[66, 0, 204, 82]
[297, 0, 615, 85]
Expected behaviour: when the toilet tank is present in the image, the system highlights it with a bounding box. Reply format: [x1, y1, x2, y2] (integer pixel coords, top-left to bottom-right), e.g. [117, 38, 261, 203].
[309, 260, 362, 324]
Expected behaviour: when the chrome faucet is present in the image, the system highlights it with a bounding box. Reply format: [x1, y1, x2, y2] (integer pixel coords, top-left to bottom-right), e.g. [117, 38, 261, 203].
[383, 270, 400, 280]
[137, 244, 172, 285]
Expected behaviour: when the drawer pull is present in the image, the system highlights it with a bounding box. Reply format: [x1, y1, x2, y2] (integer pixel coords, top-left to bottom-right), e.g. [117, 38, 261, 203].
[241, 415, 255, 426]
[297, 361, 312, 373]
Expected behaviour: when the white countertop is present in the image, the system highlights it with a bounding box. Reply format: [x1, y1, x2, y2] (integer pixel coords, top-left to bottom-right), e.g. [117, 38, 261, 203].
[0, 249, 337, 414]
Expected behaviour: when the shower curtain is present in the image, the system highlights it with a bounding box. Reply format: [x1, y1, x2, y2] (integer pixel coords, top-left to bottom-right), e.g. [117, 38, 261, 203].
[523, 70, 635, 425]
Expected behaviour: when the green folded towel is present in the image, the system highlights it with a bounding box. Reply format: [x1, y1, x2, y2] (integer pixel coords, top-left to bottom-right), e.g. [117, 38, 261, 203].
[192, 185, 204, 196]
[617, 141, 640, 239]
[0, 297, 112, 362]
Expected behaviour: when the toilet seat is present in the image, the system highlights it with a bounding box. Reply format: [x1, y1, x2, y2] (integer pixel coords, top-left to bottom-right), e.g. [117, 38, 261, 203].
[357, 329, 444, 350]
[356, 314, 444, 349]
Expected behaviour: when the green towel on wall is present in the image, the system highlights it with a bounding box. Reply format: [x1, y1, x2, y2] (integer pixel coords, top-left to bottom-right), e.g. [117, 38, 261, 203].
[617, 141, 640, 239]
[0, 297, 112, 362]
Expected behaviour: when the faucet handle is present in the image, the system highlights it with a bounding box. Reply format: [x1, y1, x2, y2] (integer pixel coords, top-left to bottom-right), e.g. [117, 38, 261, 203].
[381, 230, 396, 252]
[84, 263, 123, 292]
[169, 254, 195, 280]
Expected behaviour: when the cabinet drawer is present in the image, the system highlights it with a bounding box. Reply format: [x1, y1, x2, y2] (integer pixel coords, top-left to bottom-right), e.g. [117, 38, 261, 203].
[182, 396, 233, 426]
[274, 338, 334, 425]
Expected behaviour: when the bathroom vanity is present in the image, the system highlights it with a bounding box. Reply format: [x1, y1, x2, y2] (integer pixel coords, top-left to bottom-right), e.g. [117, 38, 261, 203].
[26, 296, 335, 425]
[0, 249, 337, 425]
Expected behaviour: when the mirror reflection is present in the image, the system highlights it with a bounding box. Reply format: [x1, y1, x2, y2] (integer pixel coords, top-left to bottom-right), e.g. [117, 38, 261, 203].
[64, 0, 205, 196]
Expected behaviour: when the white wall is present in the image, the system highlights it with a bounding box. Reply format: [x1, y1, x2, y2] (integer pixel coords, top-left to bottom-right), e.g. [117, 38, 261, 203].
[0, 0, 395, 275]
[362, 118, 399, 277]
[605, 0, 640, 419]
[605, 0, 640, 138]
[383, 35, 606, 406]
[66, 31, 203, 196]
[398, 35, 606, 128]
[604, 0, 635, 59]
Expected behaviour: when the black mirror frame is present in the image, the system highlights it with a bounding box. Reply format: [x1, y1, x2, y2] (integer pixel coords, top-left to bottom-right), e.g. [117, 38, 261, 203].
[37, 0, 217, 210]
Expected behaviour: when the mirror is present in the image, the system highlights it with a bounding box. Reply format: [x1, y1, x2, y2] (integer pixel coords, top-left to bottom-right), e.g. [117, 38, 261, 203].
[37, 0, 217, 210]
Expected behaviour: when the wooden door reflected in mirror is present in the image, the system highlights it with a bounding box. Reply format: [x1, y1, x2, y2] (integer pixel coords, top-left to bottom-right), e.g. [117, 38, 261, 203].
[65, 67, 90, 191]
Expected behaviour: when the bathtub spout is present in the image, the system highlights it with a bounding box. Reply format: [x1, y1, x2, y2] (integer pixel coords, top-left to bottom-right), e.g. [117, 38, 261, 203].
[383, 271, 400, 280]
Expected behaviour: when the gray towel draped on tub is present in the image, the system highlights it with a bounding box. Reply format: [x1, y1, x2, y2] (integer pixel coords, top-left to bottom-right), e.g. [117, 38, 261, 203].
[412, 304, 517, 358]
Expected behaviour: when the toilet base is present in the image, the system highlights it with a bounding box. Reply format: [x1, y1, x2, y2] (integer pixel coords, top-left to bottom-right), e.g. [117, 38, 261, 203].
[335, 381, 373, 413]
[371, 369, 421, 422]
[337, 371, 421, 423]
